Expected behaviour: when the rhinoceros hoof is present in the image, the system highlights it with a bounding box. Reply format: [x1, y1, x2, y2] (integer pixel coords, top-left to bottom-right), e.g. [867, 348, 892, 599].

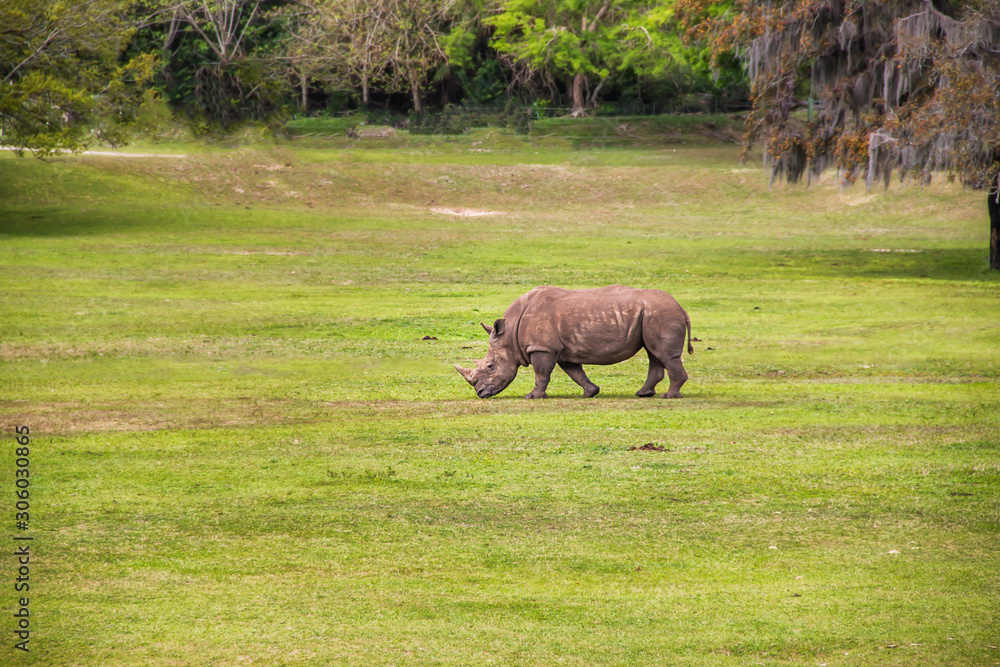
[584, 385, 600, 398]
[526, 390, 548, 399]
[635, 388, 656, 398]
[663, 391, 683, 399]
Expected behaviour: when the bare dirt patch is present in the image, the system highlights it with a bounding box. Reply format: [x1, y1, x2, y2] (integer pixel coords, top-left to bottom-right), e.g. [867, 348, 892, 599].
[1, 147, 187, 158]
[210, 249, 306, 256]
[430, 207, 504, 217]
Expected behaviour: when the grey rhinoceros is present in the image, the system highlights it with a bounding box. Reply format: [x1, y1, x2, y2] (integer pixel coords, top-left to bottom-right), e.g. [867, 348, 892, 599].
[455, 285, 693, 399]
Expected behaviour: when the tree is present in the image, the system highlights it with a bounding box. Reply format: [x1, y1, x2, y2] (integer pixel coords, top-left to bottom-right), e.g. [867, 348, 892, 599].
[678, 0, 1000, 267]
[0, 0, 156, 155]
[616, 0, 746, 110]
[280, 0, 393, 109]
[381, 0, 455, 113]
[438, 0, 503, 105]
[991, 186, 999, 270]
[486, 0, 645, 115]
[485, 0, 711, 116]
[169, 0, 264, 66]
[281, 0, 454, 113]
[147, 0, 286, 124]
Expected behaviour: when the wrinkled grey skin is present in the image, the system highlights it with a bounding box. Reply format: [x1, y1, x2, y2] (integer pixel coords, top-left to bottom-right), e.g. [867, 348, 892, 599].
[455, 285, 693, 399]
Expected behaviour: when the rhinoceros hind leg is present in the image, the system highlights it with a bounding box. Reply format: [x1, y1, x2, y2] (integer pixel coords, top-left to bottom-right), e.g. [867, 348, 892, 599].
[637, 351, 665, 397]
[662, 356, 688, 398]
[643, 332, 688, 399]
[559, 362, 600, 398]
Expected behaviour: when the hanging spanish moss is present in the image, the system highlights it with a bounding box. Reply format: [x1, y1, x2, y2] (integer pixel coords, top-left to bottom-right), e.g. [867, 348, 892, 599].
[680, 0, 1000, 190]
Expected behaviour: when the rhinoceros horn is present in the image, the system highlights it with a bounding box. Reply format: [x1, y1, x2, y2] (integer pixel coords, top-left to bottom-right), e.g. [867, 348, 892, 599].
[455, 365, 475, 385]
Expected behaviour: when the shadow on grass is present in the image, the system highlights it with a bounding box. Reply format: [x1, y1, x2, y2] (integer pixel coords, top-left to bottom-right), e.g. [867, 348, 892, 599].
[758, 248, 995, 282]
[0, 206, 166, 238]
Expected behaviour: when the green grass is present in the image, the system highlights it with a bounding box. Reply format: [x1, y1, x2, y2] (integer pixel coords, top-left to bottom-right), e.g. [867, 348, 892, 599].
[1, 119, 998, 666]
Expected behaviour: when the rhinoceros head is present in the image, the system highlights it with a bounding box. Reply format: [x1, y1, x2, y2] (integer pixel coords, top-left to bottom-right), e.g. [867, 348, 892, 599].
[455, 319, 519, 398]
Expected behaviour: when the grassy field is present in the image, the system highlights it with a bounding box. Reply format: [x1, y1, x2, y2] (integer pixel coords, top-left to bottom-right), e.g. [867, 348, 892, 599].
[1, 117, 998, 666]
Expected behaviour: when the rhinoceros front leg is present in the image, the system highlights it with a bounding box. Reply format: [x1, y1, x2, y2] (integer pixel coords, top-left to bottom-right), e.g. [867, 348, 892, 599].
[526, 351, 556, 399]
[559, 362, 600, 398]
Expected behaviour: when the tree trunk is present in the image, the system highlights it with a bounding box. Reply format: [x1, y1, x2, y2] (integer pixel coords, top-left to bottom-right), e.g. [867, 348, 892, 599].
[300, 71, 308, 114]
[587, 77, 607, 109]
[570, 72, 587, 117]
[410, 74, 424, 114]
[990, 188, 999, 270]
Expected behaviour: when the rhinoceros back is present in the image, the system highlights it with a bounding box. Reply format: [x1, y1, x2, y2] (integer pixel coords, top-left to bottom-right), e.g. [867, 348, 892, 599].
[509, 285, 690, 366]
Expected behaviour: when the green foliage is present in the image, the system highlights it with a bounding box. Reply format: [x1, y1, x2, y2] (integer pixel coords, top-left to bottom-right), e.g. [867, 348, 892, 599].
[486, 0, 631, 79]
[441, 5, 510, 106]
[440, 18, 480, 71]
[139, 0, 289, 127]
[485, 0, 744, 113]
[2, 0, 749, 151]
[0, 0, 156, 155]
[456, 58, 508, 105]
[132, 89, 180, 136]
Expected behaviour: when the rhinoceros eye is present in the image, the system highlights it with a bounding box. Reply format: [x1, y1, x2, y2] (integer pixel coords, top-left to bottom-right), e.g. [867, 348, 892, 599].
[486, 363, 496, 372]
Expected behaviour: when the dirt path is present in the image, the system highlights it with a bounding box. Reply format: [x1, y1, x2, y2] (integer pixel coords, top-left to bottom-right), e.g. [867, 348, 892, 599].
[1, 146, 187, 158]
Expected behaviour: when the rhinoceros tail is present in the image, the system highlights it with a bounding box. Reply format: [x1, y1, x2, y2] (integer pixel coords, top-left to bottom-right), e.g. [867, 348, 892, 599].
[685, 311, 694, 355]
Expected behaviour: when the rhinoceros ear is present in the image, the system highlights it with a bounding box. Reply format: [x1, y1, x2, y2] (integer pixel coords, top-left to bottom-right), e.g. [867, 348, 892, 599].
[480, 319, 506, 338]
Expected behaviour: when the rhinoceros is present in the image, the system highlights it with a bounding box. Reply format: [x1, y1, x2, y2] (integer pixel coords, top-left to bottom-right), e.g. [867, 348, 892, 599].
[455, 285, 693, 399]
